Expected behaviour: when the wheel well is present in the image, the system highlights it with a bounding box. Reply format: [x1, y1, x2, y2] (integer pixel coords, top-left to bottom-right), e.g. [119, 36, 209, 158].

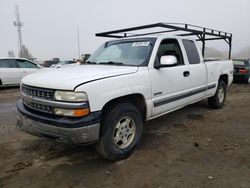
[0, 79, 2, 86]
[102, 94, 147, 122]
[219, 74, 228, 85]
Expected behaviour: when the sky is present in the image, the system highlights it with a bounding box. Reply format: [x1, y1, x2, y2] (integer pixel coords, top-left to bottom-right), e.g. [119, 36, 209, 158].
[0, 0, 249, 60]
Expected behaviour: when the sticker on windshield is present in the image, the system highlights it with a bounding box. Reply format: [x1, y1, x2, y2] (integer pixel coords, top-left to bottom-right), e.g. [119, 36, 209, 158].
[132, 42, 150, 47]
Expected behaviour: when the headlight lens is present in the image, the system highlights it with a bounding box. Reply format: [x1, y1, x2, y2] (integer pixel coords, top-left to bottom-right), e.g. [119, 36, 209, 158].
[54, 91, 88, 102]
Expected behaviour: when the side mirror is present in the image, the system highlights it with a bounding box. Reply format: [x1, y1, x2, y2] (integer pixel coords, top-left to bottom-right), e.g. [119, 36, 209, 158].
[155, 55, 178, 69]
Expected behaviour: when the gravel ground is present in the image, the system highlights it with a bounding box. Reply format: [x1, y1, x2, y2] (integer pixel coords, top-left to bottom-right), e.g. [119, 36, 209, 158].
[0, 84, 249, 188]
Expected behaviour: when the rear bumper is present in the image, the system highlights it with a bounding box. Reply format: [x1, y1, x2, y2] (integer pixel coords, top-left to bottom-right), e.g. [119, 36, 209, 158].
[16, 100, 101, 144]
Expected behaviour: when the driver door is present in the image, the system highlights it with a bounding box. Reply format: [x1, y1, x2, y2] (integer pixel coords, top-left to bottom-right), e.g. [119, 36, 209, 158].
[150, 39, 191, 116]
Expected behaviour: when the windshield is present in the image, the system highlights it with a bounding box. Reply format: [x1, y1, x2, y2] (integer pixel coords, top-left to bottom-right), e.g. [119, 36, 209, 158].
[87, 38, 156, 66]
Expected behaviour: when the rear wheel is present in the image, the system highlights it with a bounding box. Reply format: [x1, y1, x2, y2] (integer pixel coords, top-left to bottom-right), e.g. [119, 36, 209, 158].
[96, 103, 143, 161]
[208, 80, 227, 109]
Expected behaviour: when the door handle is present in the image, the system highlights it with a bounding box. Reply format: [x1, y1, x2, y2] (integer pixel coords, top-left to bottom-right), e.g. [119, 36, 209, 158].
[183, 71, 190, 77]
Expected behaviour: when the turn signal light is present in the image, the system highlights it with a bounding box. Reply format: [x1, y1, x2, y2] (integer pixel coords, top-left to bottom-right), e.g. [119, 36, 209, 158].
[73, 108, 90, 117]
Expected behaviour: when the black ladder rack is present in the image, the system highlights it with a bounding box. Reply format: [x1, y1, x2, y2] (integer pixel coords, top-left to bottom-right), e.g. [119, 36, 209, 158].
[96, 23, 232, 59]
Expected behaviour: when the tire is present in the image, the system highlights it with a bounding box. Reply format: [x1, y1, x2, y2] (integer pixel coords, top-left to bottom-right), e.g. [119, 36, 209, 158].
[208, 80, 227, 109]
[96, 103, 143, 161]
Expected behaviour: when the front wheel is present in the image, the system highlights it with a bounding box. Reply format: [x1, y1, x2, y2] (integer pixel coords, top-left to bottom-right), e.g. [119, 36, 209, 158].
[96, 103, 143, 161]
[208, 80, 227, 109]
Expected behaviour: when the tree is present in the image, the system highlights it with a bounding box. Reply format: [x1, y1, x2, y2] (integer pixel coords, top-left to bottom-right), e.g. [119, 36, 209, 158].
[20, 45, 33, 59]
[7, 50, 15, 57]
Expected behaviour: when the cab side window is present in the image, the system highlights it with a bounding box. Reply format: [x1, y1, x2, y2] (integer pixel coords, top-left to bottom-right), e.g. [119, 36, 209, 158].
[155, 39, 184, 66]
[182, 39, 201, 64]
[0, 59, 18, 68]
[16, 60, 38, 68]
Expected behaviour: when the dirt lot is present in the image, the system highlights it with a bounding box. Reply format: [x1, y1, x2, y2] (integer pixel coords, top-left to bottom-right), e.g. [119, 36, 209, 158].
[0, 84, 249, 188]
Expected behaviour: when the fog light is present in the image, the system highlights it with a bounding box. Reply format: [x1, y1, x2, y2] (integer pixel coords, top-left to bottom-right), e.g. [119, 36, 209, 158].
[54, 108, 90, 117]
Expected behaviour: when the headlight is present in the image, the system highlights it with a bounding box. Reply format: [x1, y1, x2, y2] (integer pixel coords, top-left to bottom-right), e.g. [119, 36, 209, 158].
[54, 91, 88, 102]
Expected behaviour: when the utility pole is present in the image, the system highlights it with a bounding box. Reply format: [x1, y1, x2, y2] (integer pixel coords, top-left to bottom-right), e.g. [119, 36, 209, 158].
[77, 26, 80, 59]
[13, 5, 23, 58]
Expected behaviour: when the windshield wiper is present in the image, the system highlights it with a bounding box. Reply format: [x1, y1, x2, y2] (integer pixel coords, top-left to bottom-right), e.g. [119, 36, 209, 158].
[99, 61, 124, 66]
[85, 61, 96, 64]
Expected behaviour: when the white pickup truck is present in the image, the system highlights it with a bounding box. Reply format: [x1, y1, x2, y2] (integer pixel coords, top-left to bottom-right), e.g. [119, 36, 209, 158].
[17, 23, 233, 160]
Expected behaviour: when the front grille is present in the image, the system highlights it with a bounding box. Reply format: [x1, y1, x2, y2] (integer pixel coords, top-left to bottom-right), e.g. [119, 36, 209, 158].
[24, 100, 53, 113]
[22, 85, 54, 114]
[22, 85, 54, 100]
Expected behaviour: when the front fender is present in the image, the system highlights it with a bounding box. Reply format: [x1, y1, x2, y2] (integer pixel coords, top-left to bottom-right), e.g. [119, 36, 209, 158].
[75, 69, 151, 113]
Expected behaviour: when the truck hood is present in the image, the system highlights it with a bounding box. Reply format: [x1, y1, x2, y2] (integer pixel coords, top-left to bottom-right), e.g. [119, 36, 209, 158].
[22, 65, 138, 90]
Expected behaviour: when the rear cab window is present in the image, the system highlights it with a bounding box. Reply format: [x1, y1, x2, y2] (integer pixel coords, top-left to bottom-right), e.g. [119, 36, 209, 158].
[182, 39, 201, 64]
